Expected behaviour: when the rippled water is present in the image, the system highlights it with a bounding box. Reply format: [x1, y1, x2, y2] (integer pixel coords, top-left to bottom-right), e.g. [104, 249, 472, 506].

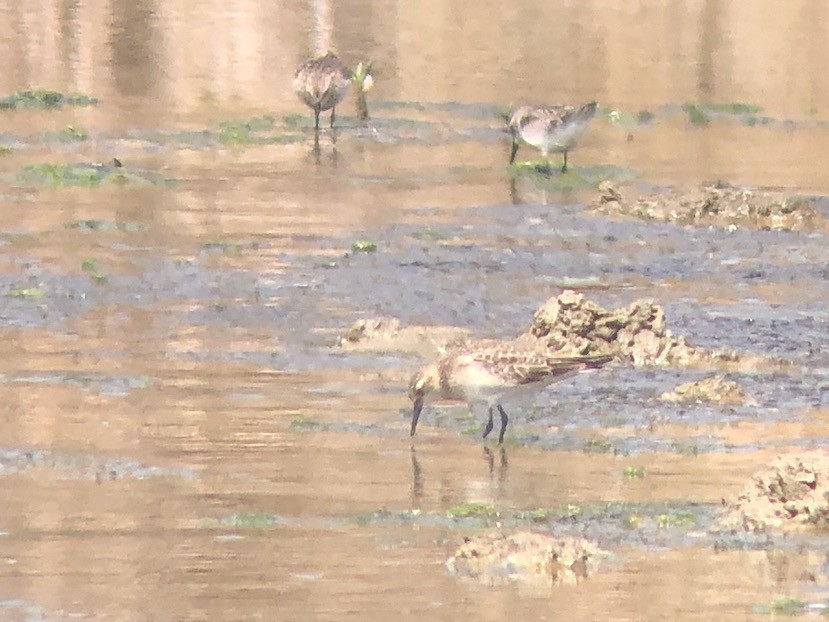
[0, 1, 828, 620]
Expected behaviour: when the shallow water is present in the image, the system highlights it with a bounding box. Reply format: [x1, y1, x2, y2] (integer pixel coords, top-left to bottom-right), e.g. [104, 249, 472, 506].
[1, 1, 829, 620]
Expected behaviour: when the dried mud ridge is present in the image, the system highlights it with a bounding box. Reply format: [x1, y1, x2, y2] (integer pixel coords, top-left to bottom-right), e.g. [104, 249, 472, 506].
[716, 451, 829, 533]
[446, 531, 605, 586]
[342, 290, 788, 375]
[593, 180, 824, 232]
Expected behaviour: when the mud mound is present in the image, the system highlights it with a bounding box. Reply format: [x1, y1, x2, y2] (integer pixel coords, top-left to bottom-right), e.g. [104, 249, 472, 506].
[593, 181, 822, 232]
[446, 531, 605, 586]
[527, 290, 749, 368]
[660, 375, 756, 406]
[716, 452, 829, 532]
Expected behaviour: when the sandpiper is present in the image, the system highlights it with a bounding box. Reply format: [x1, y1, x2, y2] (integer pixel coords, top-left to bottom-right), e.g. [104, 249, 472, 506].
[293, 52, 373, 130]
[408, 343, 613, 443]
[508, 102, 598, 172]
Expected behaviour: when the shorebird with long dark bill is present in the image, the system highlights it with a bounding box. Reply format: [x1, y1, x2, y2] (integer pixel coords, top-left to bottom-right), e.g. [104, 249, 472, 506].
[508, 102, 598, 173]
[293, 52, 373, 130]
[408, 342, 613, 444]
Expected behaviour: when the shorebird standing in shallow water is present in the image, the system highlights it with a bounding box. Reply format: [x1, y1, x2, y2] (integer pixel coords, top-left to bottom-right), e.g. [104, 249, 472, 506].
[293, 52, 373, 130]
[508, 102, 598, 173]
[408, 343, 613, 444]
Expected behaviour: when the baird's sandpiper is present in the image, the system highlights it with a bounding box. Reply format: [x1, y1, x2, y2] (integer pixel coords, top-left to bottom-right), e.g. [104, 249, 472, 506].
[293, 52, 373, 129]
[408, 343, 613, 444]
[508, 102, 598, 172]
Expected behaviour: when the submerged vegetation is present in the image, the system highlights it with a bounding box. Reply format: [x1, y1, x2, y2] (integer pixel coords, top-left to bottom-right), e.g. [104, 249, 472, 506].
[0, 89, 99, 109]
[682, 101, 765, 126]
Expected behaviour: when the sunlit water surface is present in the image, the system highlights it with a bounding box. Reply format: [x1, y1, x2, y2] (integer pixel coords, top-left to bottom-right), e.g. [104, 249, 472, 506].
[0, 1, 828, 620]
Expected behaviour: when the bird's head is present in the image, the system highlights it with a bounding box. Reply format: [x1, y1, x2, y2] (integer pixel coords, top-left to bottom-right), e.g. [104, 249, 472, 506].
[408, 364, 440, 405]
[407, 364, 440, 436]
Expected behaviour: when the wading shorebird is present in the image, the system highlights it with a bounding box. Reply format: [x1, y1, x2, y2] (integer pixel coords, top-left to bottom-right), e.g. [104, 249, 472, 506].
[508, 101, 598, 173]
[408, 343, 613, 444]
[293, 52, 373, 129]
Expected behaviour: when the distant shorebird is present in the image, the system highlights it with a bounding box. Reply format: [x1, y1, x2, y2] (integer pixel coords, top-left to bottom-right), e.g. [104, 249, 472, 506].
[293, 52, 373, 129]
[508, 102, 598, 172]
[408, 342, 613, 443]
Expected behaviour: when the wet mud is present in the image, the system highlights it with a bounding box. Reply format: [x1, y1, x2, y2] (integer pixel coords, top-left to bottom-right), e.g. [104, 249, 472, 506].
[2, 4, 829, 620]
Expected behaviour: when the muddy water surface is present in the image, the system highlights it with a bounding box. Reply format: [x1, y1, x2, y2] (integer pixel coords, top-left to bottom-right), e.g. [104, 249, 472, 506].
[1, 1, 829, 620]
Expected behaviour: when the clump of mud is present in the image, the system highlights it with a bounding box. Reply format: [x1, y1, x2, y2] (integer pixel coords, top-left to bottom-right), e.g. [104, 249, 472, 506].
[593, 181, 822, 232]
[527, 290, 755, 369]
[715, 452, 829, 532]
[446, 531, 605, 586]
[337, 316, 469, 354]
[341, 317, 402, 344]
[660, 374, 757, 406]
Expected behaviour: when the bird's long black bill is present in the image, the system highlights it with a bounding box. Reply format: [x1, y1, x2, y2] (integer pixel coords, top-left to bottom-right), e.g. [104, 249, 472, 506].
[410, 397, 424, 437]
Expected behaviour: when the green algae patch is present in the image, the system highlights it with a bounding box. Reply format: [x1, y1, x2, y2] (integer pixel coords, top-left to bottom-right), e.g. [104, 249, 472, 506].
[65, 219, 147, 233]
[623, 466, 646, 479]
[9, 287, 46, 299]
[682, 103, 710, 126]
[410, 228, 448, 242]
[606, 107, 655, 128]
[282, 114, 307, 129]
[17, 162, 171, 188]
[670, 442, 700, 456]
[351, 240, 378, 253]
[20, 164, 102, 187]
[217, 115, 276, 144]
[656, 512, 696, 528]
[0, 90, 99, 110]
[354, 508, 424, 527]
[220, 511, 279, 529]
[147, 117, 300, 147]
[202, 240, 242, 255]
[81, 258, 107, 285]
[289, 413, 325, 432]
[515, 508, 551, 523]
[708, 102, 761, 115]
[683, 102, 763, 126]
[583, 437, 614, 454]
[551, 503, 583, 520]
[51, 126, 88, 143]
[758, 598, 807, 616]
[508, 162, 634, 193]
[447, 502, 497, 520]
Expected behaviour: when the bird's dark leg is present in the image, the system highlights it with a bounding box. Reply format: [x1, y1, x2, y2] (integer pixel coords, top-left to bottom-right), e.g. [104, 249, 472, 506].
[509, 134, 519, 164]
[483, 407, 494, 439]
[330, 106, 336, 128]
[561, 150, 568, 173]
[497, 404, 509, 444]
[314, 106, 321, 131]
